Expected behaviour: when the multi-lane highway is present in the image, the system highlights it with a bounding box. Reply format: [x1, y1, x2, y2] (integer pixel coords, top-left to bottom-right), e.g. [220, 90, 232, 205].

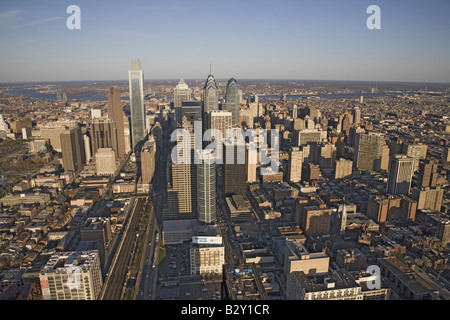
[100, 197, 145, 300]
[135, 203, 159, 300]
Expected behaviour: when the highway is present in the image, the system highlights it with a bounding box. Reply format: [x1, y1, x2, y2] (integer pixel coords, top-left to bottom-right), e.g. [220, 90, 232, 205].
[100, 197, 145, 300]
[135, 203, 160, 300]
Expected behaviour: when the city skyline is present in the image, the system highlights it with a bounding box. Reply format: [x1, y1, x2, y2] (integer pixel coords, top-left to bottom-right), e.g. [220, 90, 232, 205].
[0, 0, 450, 83]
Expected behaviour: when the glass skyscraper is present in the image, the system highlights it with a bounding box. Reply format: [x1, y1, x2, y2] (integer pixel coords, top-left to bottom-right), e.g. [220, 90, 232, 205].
[196, 149, 216, 224]
[203, 74, 219, 114]
[129, 60, 146, 154]
[225, 78, 240, 126]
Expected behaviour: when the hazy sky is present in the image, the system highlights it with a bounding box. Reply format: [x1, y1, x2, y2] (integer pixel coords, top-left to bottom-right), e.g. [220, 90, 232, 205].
[0, 0, 449, 83]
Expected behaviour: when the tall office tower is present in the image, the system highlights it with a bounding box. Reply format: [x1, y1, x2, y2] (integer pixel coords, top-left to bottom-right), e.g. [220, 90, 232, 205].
[196, 149, 216, 225]
[129, 59, 146, 153]
[95, 148, 117, 176]
[39, 250, 103, 300]
[247, 143, 258, 183]
[83, 134, 92, 163]
[353, 132, 389, 172]
[224, 78, 240, 126]
[293, 105, 298, 119]
[208, 110, 232, 140]
[106, 86, 126, 160]
[417, 159, 439, 188]
[123, 115, 131, 155]
[170, 127, 197, 218]
[352, 106, 361, 126]
[174, 79, 192, 124]
[386, 155, 414, 195]
[402, 143, 427, 172]
[60, 127, 86, 175]
[288, 147, 303, 182]
[140, 136, 156, 186]
[223, 139, 247, 198]
[203, 73, 219, 114]
[90, 118, 119, 161]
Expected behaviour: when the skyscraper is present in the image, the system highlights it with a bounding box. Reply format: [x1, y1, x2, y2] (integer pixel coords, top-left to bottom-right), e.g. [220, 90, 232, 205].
[386, 155, 414, 195]
[223, 139, 247, 198]
[60, 126, 86, 175]
[168, 127, 197, 218]
[224, 78, 240, 126]
[196, 149, 216, 225]
[90, 118, 118, 161]
[203, 73, 219, 114]
[106, 86, 127, 160]
[129, 60, 146, 153]
[174, 79, 192, 124]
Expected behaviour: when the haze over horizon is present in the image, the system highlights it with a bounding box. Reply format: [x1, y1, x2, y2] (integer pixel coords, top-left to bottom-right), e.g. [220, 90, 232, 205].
[1, 0, 449, 83]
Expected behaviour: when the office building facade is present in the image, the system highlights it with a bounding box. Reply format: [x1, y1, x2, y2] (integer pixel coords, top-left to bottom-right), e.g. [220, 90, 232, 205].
[129, 60, 146, 153]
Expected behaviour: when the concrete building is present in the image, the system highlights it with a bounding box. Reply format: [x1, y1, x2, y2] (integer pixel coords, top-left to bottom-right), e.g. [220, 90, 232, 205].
[140, 136, 156, 187]
[354, 132, 389, 172]
[412, 186, 444, 212]
[417, 159, 439, 188]
[95, 148, 116, 176]
[60, 126, 86, 175]
[40, 125, 67, 152]
[287, 269, 364, 300]
[367, 194, 417, 223]
[402, 143, 427, 172]
[288, 147, 302, 183]
[174, 79, 192, 124]
[39, 250, 103, 300]
[284, 240, 330, 291]
[378, 257, 438, 300]
[190, 225, 224, 275]
[106, 86, 127, 160]
[386, 155, 414, 195]
[333, 158, 353, 180]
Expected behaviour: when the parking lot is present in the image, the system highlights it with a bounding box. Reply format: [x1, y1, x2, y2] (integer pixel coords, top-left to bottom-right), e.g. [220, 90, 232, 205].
[157, 243, 223, 300]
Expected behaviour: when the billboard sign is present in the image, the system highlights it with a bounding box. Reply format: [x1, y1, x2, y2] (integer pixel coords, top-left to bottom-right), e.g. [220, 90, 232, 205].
[192, 236, 223, 245]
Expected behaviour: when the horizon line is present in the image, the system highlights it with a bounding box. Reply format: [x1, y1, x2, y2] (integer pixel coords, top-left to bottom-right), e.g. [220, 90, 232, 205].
[1, 78, 450, 85]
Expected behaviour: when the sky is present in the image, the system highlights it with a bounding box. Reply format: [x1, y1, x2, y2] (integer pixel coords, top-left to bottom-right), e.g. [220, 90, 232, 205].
[0, 0, 449, 83]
